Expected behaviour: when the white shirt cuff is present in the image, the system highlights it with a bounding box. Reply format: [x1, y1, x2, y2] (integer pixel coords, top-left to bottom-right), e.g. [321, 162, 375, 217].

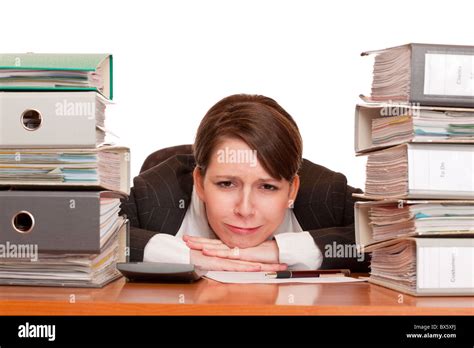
[143, 234, 191, 264]
[274, 231, 323, 270]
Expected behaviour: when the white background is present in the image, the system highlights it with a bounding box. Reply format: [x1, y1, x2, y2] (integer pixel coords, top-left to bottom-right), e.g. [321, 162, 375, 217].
[3, 0, 473, 189]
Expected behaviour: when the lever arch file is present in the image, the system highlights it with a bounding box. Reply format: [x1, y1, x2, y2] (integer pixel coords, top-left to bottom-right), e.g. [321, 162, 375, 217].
[0, 190, 125, 254]
[361, 43, 474, 107]
[0, 145, 130, 194]
[0, 53, 113, 99]
[0, 91, 109, 148]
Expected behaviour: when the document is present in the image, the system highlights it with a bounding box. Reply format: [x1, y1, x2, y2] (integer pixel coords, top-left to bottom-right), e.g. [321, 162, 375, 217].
[204, 271, 368, 284]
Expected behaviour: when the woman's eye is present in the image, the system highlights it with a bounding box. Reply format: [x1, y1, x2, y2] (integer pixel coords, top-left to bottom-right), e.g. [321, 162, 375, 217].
[262, 184, 278, 191]
[216, 181, 234, 188]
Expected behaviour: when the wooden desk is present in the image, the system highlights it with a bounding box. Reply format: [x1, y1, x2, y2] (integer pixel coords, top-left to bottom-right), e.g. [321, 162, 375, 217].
[0, 277, 472, 315]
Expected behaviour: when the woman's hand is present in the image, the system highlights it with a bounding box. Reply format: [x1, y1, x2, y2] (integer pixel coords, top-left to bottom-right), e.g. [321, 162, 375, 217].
[190, 249, 286, 272]
[184, 235, 285, 267]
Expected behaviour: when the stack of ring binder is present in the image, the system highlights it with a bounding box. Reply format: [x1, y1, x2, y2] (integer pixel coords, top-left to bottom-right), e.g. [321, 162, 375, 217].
[0, 53, 130, 287]
[354, 43, 474, 296]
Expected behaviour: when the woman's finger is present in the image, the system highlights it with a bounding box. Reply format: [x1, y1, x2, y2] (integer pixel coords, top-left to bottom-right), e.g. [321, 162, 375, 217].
[220, 258, 286, 271]
[211, 258, 261, 272]
[186, 241, 230, 251]
[218, 258, 287, 272]
[254, 263, 288, 272]
[234, 260, 287, 272]
[183, 235, 223, 245]
[202, 248, 240, 260]
[202, 243, 279, 264]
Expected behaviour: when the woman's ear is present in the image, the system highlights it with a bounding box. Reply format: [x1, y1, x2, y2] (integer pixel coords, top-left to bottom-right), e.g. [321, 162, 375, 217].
[288, 174, 300, 206]
[193, 167, 206, 202]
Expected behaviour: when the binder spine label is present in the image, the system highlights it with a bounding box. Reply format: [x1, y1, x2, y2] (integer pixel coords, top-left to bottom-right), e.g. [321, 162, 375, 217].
[424, 53, 474, 97]
[408, 145, 474, 193]
[418, 245, 474, 289]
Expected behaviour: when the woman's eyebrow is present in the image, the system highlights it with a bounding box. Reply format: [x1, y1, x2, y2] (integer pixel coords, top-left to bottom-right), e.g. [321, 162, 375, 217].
[213, 175, 240, 181]
[256, 177, 279, 183]
[213, 175, 279, 182]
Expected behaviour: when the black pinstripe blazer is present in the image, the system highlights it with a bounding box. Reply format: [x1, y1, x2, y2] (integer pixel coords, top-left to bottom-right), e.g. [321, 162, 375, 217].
[120, 154, 370, 272]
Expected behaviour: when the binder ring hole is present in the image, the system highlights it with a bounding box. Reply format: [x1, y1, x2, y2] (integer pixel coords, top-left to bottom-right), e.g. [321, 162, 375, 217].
[12, 211, 35, 234]
[21, 109, 42, 131]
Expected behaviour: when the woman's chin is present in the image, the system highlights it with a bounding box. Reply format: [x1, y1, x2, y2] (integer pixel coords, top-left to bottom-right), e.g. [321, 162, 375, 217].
[215, 224, 272, 248]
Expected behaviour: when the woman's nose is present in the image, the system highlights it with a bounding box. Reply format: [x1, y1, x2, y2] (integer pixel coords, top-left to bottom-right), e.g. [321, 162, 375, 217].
[233, 190, 255, 217]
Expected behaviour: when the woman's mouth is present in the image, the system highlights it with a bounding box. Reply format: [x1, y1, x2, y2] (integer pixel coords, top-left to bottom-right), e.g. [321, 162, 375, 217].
[224, 223, 262, 235]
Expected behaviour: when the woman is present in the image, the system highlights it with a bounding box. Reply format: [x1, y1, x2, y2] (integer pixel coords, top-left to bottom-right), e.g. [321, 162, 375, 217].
[120, 94, 369, 272]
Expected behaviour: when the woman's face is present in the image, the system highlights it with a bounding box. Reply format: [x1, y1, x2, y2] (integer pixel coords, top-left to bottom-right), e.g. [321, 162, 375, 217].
[193, 137, 300, 248]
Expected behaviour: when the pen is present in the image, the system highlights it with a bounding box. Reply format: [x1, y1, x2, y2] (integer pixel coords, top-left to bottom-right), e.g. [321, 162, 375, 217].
[265, 269, 351, 279]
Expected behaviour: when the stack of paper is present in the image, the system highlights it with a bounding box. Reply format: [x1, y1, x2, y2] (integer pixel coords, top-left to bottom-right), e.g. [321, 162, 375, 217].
[204, 271, 367, 284]
[366, 44, 412, 103]
[364, 143, 473, 199]
[0, 53, 129, 288]
[0, 53, 113, 99]
[0, 70, 99, 87]
[0, 218, 127, 288]
[0, 146, 129, 194]
[355, 43, 474, 296]
[368, 202, 474, 241]
[0, 92, 110, 148]
[355, 104, 474, 154]
[0, 191, 128, 287]
[372, 110, 474, 146]
[365, 238, 474, 296]
[361, 43, 474, 107]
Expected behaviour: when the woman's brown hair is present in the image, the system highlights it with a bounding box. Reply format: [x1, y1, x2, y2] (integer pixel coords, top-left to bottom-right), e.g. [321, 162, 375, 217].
[193, 94, 303, 181]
